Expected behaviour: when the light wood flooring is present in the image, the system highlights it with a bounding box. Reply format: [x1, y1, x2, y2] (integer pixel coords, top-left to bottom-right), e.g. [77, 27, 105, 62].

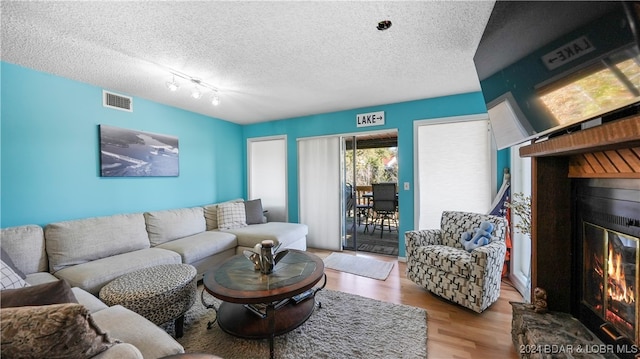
[308, 248, 522, 359]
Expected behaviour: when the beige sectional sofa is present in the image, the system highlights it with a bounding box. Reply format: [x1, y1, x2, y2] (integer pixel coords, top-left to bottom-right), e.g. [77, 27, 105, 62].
[1, 224, 184, 359]
[0, 199, 308, 358]
[39, 199, 307, 294]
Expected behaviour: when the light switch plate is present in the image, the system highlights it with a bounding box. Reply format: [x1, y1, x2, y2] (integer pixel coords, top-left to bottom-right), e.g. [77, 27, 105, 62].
[404, 182, 410, 190]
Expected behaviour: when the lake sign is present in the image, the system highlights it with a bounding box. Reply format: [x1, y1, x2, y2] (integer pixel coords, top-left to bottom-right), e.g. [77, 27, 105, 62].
[356, 111, 385, 128]
[541, 36, 595, 71]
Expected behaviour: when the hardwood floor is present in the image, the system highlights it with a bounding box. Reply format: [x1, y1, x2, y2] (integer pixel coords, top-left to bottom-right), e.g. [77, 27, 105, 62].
[307, 248, 522, 359]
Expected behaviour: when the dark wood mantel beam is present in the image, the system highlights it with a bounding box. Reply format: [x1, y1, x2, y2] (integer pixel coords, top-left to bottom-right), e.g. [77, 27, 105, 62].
[519, 115, 640, 158]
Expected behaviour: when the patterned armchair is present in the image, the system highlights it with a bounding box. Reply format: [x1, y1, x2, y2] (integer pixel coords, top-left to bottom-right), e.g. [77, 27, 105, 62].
[405, 211, 507, 313]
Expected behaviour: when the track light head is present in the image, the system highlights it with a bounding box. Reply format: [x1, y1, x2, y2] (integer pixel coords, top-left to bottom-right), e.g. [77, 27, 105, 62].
[167, 72, 220, 105]
[165, 76, 179, 91]
[191, 87, 202, 99]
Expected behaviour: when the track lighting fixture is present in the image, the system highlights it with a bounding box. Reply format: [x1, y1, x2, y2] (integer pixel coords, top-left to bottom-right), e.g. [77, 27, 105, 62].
[191, 84, 202, 99]
[165, 71, 220, 106]
[165, 75, 179, 92]
[211, 91, 220, 106]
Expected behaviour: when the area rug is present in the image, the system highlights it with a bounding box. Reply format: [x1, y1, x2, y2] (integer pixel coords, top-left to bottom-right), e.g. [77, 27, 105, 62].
[323, 252, 394, 280]
[164, 285, 427, 358]
[357, 241, 399, 256]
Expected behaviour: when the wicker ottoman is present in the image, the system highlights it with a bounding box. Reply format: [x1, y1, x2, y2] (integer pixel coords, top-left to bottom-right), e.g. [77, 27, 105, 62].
[99, 264, 197, 338]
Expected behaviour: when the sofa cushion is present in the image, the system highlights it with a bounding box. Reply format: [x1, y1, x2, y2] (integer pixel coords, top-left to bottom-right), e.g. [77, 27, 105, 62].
[1, 279, 77, 308]
[25, 271, 60, 286]
[217, 202, 248, 230]
[0, 224, 48, 275]
[156, 230, 237, 264]
[53, 248, 182, 295]
[1, 248, 26, 279]
[418, 244, 471, 278]
[45, 213, 150, 273]
[91, 305, 184, 358]
[0, 303, 117, 359]
[244, 199, 265, 225]
[1, 260, 28, 290]
[223, 222, 308, 249]
[92, 343, 143, 359]
[203, 199, 244, 230]
[72, 287, 110, 314]
[144, 207, 206, 246]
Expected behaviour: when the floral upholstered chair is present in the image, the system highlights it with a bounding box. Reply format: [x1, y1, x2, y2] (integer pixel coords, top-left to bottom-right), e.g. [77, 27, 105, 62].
[405, 211, 507, 313]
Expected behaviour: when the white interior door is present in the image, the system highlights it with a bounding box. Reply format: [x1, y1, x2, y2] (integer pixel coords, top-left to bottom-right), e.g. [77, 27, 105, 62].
[248, 137, 287, 222]
[298, 136, 341, 251]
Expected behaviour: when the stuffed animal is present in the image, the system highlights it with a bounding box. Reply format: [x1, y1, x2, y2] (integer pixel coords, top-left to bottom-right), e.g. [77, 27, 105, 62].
[460, 221, 494, 252]
[529, 287, 548, 314]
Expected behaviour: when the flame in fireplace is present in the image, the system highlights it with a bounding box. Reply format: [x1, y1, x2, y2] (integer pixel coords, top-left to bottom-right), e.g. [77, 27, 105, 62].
[607, 250, 635, 304]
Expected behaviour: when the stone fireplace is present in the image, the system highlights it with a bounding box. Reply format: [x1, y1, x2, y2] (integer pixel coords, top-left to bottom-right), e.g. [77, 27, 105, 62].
[517, 114, 640, 358]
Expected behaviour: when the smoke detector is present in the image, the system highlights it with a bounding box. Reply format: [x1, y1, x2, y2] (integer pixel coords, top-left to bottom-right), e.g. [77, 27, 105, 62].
[377, 20, 392, 31]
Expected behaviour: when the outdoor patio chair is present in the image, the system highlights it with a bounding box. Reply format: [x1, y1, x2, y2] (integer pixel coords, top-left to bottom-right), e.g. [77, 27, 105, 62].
[371, 183, 397, 238]
[355, 185, 374, 232]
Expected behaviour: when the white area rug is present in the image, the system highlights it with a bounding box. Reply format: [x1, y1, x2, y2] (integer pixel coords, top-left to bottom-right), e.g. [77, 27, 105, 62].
[323, 252, 394, 280]
[166, 285, 427, 358]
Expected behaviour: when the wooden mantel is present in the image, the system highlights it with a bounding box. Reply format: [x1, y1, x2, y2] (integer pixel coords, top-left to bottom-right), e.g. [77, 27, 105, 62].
[520, 115, 640, 179]
[516, 113, 640, 313]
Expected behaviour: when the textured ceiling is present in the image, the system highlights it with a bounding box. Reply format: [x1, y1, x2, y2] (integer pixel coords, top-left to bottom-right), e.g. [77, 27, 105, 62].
[1, 1, 495, 124]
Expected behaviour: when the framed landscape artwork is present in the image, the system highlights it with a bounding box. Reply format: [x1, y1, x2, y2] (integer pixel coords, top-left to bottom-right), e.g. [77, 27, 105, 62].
[99, 125, 179, 177]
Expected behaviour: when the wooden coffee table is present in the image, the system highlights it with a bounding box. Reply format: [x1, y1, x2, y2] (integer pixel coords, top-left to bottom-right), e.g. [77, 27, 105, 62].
[203, 249, 325, 359]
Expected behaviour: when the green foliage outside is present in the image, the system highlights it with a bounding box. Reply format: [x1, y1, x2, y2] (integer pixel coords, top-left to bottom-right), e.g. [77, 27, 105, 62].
[345, 147, 397, 186]
[540, 58, 640, 124]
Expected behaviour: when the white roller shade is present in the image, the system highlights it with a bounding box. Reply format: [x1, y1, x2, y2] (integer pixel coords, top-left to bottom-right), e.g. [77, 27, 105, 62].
[298, 136, 341, 250]
[416, 117, 492, 229]
[248, 137, 287, 222]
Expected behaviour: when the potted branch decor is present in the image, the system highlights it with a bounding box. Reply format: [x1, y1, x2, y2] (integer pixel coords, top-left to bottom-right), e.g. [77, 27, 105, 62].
[508, 192, 531, 237]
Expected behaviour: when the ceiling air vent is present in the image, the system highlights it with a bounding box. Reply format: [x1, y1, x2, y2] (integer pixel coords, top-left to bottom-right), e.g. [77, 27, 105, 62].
[103, 90, 133, 112]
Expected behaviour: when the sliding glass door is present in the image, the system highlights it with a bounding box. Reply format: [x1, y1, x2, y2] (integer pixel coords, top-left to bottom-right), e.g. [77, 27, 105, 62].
[342, 136, 357, 250]
[342, 130, 399, 255]
[298, 131, 400, 254]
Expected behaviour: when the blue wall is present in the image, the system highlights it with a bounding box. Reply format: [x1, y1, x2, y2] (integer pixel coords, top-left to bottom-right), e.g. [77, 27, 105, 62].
[1, 62, 508, 257]
[1, 63, 244, 227]
[244, 92, 502, 256]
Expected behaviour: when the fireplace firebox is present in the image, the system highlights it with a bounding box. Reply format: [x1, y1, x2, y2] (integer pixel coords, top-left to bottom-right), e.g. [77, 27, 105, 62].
[576, 179, 640, 358]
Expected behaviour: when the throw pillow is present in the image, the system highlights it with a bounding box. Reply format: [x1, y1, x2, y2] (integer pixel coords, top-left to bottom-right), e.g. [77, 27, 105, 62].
[0, 248, 26, 279]
[1, 279, 78, 308]
[0, 303, 117, 359]
[217, 202, 248, 230]
[244, 199, 265, 225]
[203, 198, 244, 230]
[0, 260, 28, 290]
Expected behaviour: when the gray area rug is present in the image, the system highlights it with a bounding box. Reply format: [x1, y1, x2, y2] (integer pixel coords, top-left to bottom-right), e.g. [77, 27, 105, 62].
[357, 241, 399, 256]
[323, 252, 394, 280]
[164, 285, 427, 358]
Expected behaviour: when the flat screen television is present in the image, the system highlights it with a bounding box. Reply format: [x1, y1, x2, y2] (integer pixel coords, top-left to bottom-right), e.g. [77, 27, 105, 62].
[474, 1, 640, 149]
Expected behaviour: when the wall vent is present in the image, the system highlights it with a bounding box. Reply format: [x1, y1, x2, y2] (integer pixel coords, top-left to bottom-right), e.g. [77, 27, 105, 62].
[103, 90, 133, 112]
